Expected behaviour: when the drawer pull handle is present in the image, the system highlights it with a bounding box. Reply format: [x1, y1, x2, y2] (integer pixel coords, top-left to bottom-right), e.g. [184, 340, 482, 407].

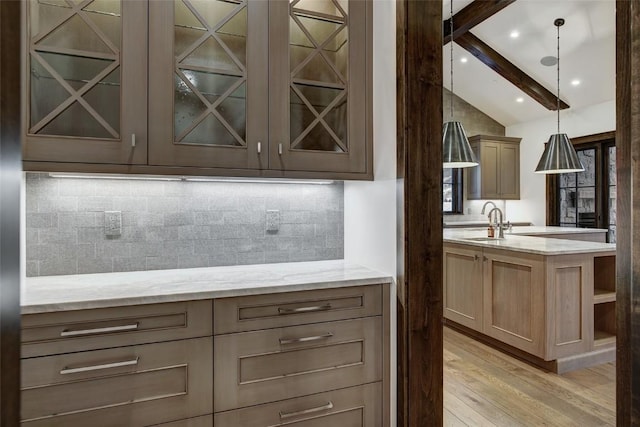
[278, 304, 332, 315]
[60, 323, 139, 337]
[60, 357, 139, 375]
[279, 401, 334, 419]
[279, 332, 333, 345]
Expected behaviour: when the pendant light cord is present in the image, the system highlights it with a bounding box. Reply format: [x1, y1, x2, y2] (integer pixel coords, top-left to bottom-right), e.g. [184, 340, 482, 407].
[450, 0, 454, 120]
[556, 21, 560, 134]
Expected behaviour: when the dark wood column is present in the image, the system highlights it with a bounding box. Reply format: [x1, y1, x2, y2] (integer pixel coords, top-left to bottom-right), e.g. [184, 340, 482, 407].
[0, 0, 23, 425]
[397, 0, 443, 425]
[616, 1, 640, 425]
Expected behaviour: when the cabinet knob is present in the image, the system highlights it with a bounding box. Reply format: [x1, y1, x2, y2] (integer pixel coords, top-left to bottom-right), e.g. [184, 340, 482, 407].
[257, 141, 261, 154]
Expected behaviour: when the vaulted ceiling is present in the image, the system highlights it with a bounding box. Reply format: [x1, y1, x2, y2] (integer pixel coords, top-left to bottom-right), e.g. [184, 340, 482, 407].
[443, 0, 615, 127]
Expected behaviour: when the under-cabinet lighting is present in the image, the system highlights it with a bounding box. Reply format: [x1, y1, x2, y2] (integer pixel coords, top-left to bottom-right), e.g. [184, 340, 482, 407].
[48, 173, 182, 181]
[47, 173, 334, 185]
[183, 177, 335, 185]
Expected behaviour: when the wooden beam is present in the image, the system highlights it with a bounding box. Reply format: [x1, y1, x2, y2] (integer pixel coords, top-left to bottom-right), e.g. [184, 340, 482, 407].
[397, 0, 443, 425]
[443, 0, 516, 44]
[456, 32, 570, 111]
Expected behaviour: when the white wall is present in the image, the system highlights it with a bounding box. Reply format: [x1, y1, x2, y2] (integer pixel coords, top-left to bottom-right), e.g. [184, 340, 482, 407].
[505, 99, 615, 225]
[343, 0, 397, 424]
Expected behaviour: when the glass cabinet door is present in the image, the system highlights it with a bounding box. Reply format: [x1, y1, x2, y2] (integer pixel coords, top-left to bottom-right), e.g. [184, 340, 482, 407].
[24, 0, 148, 164]
[148, 0, 268, 169]
[269, 0, 371, 176]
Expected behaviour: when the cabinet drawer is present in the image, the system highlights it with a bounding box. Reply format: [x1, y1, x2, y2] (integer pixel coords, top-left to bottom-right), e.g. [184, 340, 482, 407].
[214, 285, 382, 334]
[214, 317, 382, 412]
[22, 300, 212, 358]
[214, 382, 382, 426]
[21, 337, 213, 426]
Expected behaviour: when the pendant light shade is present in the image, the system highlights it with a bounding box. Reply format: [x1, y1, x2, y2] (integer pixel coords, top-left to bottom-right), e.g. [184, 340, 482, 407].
[535, 18, 584, 174]
[535, 133, 584, 173]
[443, 121, 477, 168]
[442, 1, 478, 169]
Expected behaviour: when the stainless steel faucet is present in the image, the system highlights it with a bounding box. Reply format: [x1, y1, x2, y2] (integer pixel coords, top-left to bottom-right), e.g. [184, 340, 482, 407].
[480, 201, 497, 215]
[487, 207, 505, 239]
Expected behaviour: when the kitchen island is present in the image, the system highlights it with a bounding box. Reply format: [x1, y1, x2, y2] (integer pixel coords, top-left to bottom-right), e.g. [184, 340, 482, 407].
[443, 229, 616, 373]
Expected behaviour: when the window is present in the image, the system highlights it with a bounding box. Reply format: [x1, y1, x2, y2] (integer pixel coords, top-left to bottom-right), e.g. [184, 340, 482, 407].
[443, 168, 463, 214]
[547, 132, 616, 242]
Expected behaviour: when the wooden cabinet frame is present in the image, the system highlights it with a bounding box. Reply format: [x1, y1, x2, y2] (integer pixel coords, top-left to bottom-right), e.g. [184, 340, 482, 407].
[466, 135, 521, 200]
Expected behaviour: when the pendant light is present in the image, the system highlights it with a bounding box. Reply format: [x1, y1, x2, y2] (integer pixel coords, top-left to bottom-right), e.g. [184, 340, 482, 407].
[443, 0, 478, 169]
[535, 19, 584, 174]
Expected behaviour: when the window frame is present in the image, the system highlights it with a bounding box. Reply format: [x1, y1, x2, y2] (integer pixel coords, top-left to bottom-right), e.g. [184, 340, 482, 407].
[443, 168, 464, 215]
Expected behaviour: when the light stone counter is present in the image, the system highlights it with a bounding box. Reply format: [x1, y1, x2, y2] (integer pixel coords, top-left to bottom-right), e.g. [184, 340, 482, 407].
[506, 226, 609, 236]
[444, 229, 616, 256]
[22, 260, 393, 314]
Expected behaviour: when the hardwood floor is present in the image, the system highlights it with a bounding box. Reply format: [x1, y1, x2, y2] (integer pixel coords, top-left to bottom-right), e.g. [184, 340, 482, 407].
[444, 326, 615, 426]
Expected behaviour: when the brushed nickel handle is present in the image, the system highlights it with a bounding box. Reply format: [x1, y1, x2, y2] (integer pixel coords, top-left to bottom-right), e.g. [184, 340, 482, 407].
[279, 332, 333, 345]
[278, 143, 283, 155]
[60, 323, 139, 337]
[279, 401, 334, 419]
[131, 133, 136, 147]
[474, 255, 480, 261]
[257, 141, 261, 154]
[60, 357, 139, 375]
[278, 304, 332, 315]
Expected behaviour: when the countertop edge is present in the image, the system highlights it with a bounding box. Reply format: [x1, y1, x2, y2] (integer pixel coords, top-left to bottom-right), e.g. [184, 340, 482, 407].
[21, 275, 394, 315]
[443, 237, 616, 255]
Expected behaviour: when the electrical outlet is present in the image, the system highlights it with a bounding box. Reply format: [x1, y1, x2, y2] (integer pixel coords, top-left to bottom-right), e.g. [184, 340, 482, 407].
[104, 211, 122, 237]
[266, 210, 280, 232]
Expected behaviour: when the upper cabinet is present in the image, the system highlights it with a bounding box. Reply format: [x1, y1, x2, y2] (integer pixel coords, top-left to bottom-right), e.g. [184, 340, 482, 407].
[23, 0, 372, 180]
[148, 0, 268, 170]
[23, 0, 148, 165]
[466, 135, 521, 200]
[268, 0, 370, 175]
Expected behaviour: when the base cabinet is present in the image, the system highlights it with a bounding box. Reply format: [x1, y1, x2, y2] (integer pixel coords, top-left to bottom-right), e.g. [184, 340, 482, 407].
[443, 245, 483, 331]
[21, 284, 390, 426]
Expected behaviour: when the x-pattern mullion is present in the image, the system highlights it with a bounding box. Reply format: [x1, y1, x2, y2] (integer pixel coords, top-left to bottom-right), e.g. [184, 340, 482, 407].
[177, 0, 246, 74]
[32, 0, 93, 45]
[29, 51, 120, 138]
[290, 86, 347, 151]
[75, 1, 120, 54]
[331, 0, 348, 21]
[289, 13, 346, 85]
[175, 69, 246, 146]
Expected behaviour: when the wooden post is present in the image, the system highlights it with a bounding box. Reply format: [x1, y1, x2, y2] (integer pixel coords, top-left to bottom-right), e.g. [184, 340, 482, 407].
[0, 0, 23, 425]
[397, 0, 443, 425]
[615, 1, 640, 424]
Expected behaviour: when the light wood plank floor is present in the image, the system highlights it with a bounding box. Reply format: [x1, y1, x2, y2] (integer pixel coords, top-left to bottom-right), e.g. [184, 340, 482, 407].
[444, 327, 615, 426]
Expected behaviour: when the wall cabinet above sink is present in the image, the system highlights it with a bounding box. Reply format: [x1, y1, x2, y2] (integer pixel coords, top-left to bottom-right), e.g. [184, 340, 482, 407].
[23, 0, 373, 180]
[466, 135, 521, 200]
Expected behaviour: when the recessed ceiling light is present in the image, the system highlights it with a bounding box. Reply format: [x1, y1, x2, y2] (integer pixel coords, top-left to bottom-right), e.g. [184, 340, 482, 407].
[510, 30, 519, 38]
[516, 97, 524, 103]
[460, 57, 468, 63]
[571, 79, 581, 86]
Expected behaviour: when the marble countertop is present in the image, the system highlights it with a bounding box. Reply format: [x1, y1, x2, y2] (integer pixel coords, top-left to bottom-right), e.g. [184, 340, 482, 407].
[444, 229, 616, 256]
[22, 260, 393, 314]
[506, 226, 609, 235]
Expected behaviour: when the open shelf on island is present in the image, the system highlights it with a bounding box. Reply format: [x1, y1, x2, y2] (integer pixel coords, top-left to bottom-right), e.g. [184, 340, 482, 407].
[594, 301, 616, 347]
[594, 288, 616, 304]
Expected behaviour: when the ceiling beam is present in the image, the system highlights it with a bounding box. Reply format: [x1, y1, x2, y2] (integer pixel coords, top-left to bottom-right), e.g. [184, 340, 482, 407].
[443, 0, 516, 44]
[455, 32, 570, 111]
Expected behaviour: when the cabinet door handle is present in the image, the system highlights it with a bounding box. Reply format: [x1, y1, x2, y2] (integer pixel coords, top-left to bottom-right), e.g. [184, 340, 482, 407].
[483, 256, 488, 262]
[60, 323, 139, 337]
[279, 332, 333, 345]
[257, 141, 261, 154]
[60, 357, 139, 375]
[474, 255, 480, 261]
[278, 304, 332, 315]
[278, 143, 283, 155]
[279, 401, 334, 419]
[131, 133, 136, 147]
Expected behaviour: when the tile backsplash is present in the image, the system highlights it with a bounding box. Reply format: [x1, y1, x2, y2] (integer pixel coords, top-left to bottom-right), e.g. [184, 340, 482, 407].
[26, 173, 344, 277]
